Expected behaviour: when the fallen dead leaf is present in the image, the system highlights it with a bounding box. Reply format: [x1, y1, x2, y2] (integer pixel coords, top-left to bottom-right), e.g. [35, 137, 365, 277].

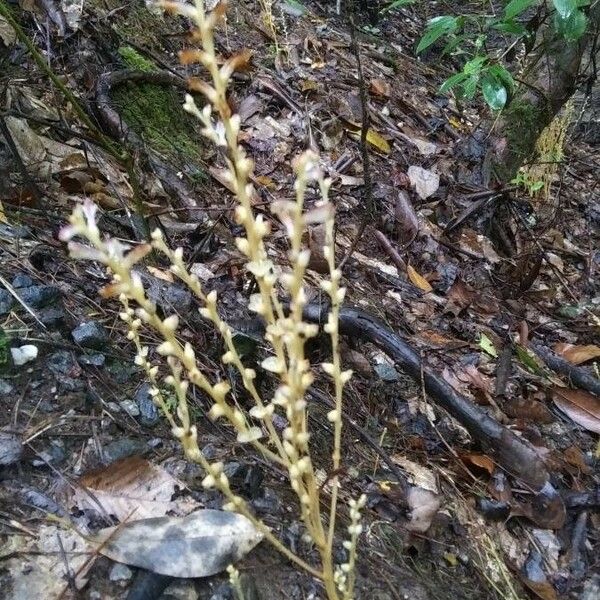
[551, 387, 600, 434]
[554, 343, 600, 365]
[405, 486, 441, 533]
[461, 453, 495, 475]
[394, 191, 419, 245]
[71, 456, 198, 521]
[93, 510, 263, 578]
[369, 78, 391, 97]
[407, 265, 433, 292]
[407, 165, 439, 200]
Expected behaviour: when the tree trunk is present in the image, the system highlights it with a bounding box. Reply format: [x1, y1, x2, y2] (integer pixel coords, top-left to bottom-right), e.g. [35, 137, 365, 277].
[484, 3, 600, 185]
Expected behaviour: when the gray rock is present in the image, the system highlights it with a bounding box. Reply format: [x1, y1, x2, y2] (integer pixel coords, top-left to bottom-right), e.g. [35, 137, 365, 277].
[77, 353, 106, 367]
[136, 383, 160, 427]
[12, 273, 34, 288]
[0, 379, 15, 396]
[72, 321, 108, 349]
[0, 223, 31, 239]
[0, 289, 13, 314]
[37, 306, 66, 328]
[119, 399, 140, 417]
[32, 440, 66, 466]
[144, 273, 193, 314]
[47, 351, 76, 377]
[0, 430, 23, 465]
[18, 285, 61, 308]
[109, 562, 133, 582]
[103, 438, 146, 463]
[374, 363, 400, 382]
[163, 581, 199, 600]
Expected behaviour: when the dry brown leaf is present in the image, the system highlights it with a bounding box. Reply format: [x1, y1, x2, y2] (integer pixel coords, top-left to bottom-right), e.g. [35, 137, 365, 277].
[554, 343, 600, 365]
[461, 453, 495, 475]
[71, 456, 198, 521]
[394, 191, 419, 245]
[551, 387, 600, 434]
[369, 78, 391, 97]
[563, 445, 591, 474]
[407, 265, 433, 292]
[147, 266, 174, 283]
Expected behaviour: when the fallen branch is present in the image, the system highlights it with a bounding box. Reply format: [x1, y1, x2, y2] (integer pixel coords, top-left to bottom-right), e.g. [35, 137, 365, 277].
[531, 343, 600, 397]
[302, 304, 551, 492]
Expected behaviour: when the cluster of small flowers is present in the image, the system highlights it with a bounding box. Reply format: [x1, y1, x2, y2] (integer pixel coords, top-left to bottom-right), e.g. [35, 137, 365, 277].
[334, 494, 367, 595]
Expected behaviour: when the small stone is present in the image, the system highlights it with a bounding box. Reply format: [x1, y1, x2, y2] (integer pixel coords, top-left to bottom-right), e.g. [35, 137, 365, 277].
[145, 274, 193, 315]
[77, 353, 106, 367]
[47, 351, 77, 376]
[251, 488, 282, 515]
[0, 223, 31, 238]
[119, 399, 140, 417]
[72, 321, 108, 350]
[0, 379, 15, 396]
[374, 363, 399, 382]
[11, 345, 38, 366]
[109, 562, 133, 582]
[103, 438, 146, 463]
[0, 289, 12, 314]
[224, 462, 263, 497]
[19, 285, 61, 309]
[201, 443, 219, 461]
[32, 440, 66, 466]
[0, 430, 23, 465]
[208, 583, 232, 600]
[37, 306, 66, 329]
[136, 383, 160, 427]
[12, 273, 34, 288]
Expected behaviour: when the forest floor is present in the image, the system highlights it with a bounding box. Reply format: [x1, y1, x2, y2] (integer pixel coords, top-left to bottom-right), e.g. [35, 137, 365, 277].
[0, 1, 599, 599]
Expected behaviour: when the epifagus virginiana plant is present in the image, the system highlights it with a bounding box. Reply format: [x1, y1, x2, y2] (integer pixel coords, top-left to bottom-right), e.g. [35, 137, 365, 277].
[60, 1, 364, 598]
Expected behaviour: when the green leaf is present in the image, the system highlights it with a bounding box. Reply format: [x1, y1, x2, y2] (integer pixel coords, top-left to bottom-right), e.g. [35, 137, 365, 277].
[504, 0, 538, 20]
[515, 344, 543, 374]
[479, 333, 498, 358]
[554, 8, 587, 40]
[552, 0, 577, 18]
[281, 0, 307, 17]
[481, 74, 508, 110]
[487, 64, 515, 93]
[462, 74, 479, 99]
[442, 33, 468, 55]
[416, 16, 459, 53]
[439, 71, 469, 93]
[383, 0, 414, 13]
[493, 19, 527, 36]
[463, 55, 487, 75]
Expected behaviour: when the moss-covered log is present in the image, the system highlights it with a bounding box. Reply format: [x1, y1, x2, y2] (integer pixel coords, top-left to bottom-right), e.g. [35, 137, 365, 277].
[485, 2, 600, 185]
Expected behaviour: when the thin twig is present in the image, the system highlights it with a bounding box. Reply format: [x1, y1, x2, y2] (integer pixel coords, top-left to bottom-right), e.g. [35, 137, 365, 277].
[339, 18, 375, 271]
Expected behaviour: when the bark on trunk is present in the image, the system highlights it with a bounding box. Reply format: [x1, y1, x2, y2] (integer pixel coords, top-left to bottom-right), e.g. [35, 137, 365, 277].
[484, 3, 600, 185]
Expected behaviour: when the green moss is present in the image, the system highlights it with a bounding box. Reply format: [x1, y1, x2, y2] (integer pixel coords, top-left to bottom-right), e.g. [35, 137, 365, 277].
[112, 46, 206, 163]
[118, 46, 156, 73]
[495, 97, 548, 183]
[112, 5, 166, 50]
[112, 80, 206, 162]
